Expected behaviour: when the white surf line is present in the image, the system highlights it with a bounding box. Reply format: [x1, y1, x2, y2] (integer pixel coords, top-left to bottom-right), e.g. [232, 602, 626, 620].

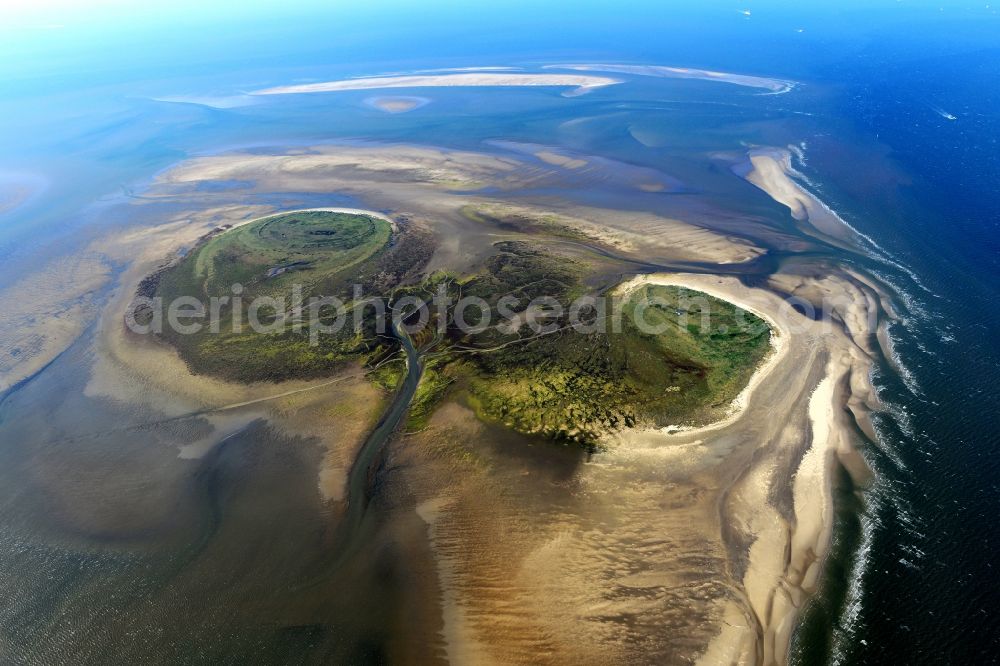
[785, 144, 937, 297]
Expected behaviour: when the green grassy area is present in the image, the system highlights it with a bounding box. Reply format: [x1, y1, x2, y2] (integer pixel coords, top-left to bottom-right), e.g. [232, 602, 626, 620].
[455, 283, 770, 447]
[405, 360, 454, 431]
[187, 210, 391, 300]
[385, 242, 772, 448]
[143, 212, 770, 448]
[149, 210, 430, 382]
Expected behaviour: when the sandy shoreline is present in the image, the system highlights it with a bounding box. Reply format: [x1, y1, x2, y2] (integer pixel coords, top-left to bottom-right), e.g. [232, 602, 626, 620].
[608, 272, 877, 665]
[615, 274, 791, 438]
[657, 276, 871, 664]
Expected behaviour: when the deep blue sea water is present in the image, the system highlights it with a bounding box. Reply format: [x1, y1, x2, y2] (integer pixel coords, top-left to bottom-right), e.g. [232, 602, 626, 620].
[1, 1, 998, 662]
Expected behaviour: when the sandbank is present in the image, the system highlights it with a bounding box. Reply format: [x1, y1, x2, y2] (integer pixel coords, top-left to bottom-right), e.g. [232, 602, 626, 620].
[364, 95, 430, 113]
[5, 141, 885, 664]
[736, 147, 869, 247]
[253, 73, 622, 97]
[549, 63, 796, 93]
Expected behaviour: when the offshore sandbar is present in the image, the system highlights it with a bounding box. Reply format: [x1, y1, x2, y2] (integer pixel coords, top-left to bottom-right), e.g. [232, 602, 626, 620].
[735, 147, 872, 248]
[253, 73, 622, 97]
[548, 63, 796, 93]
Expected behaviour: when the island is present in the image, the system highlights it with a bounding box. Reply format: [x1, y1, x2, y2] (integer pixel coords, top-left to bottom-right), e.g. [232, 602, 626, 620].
[138, 208, 773, 451]
[81, 141, 882, 664]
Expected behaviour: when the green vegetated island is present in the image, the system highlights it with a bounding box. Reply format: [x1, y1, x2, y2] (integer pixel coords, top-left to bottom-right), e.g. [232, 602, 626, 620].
[138, 210, 771, 448]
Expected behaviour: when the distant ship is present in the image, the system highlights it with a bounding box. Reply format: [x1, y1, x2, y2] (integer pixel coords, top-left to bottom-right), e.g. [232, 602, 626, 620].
[931, 104, 958, 120]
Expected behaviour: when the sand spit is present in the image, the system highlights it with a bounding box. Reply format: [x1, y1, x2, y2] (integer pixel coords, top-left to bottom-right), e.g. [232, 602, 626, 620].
[468, 201, 763, 265]
[736, 147, 869, 247]
[633, 273, 876, 666]
[157, 143, 525, 193]
[548, 63, 796, 93]
[253, 73, 622, 97]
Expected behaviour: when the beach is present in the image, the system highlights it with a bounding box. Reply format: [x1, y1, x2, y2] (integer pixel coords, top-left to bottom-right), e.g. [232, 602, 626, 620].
[607, 272, 878, 665]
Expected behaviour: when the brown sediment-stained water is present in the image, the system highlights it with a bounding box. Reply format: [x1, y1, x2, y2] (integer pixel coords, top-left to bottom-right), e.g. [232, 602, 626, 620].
[0, 142, 893, 663]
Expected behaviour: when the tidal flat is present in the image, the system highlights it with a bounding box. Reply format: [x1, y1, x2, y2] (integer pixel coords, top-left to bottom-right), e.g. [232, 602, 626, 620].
[0, 137, 897, 663]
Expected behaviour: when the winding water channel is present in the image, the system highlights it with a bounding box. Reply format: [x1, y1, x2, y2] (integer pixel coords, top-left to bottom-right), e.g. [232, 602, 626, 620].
[342, 320, 423, 537]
